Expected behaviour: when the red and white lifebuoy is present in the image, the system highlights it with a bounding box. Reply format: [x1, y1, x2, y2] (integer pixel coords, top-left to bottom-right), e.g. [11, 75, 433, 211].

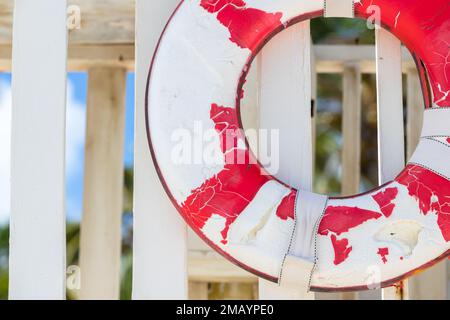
[147, 0, 450, 291]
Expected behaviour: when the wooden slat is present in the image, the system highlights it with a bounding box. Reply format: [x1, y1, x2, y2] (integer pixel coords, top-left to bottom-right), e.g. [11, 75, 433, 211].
[258, 22, 315, 300]
[188, 252, 257, 284]
[133, 0, 188, 300]
[375, 28, 407, 300]
[9, 0, 68, 299]
[0, 0, 134, 45]
[0, 44, 417, 73]
[341, 64, 362, 196]
[406, 68, 424, 159]
[67, 45, 134, 70]
[315, 45, 415, 73]
[188, 282, 209, 300]
[0, 1, 13, 44]
[311, 39, 318, 165]
[405, 68, 448, 300]
[79, 67, 126, 300]
[409, 262, 447, 300]
[376, 29, 405, 185]
[0, 44, 134, 72]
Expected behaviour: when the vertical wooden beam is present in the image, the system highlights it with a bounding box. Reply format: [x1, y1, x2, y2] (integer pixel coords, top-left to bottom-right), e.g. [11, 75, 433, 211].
[258, 22, 315, 300]
[341, 64, 362, 196]
[240, 54, 260, 145]
[311, 39, 318, 166]
[408, 263, 447, 300]
[311, 39, 341, 302]
[133, 0, 188, 299]
[406, 68, 423, 159]
[79, 67, 126, 300]
[375, 28, 407, 300]
[9, 0, 68, 300]
[188, 282, 209, 300]
[405, 68, 448, 300]
[339, 64, 362, 301]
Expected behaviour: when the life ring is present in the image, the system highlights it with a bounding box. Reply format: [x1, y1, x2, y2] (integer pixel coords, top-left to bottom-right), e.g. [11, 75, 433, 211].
[147, 0, 450, 291]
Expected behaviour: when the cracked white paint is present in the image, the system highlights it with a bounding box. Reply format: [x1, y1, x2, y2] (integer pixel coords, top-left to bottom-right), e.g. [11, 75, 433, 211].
[374, 220, 423, 256]
[227, 181, 291, 244]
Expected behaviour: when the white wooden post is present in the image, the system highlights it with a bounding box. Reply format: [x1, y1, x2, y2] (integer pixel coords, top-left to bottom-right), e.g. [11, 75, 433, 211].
[258, 22, 315, 300]
[133, 0, 188, 300]
[406, 68, 423, 159]
[79, 67, 127, 300]
[405, 68, 448, 300]
[9, 0, 68, 299]
[375, 28, 407, 300]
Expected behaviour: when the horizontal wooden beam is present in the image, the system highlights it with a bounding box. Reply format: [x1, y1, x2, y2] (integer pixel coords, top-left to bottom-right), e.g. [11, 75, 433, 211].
[0, 0, 134, 45]
[315, 45, 415, 73]
[0, 0, 419, 73]
[0, 44, 134, 71]
[188, 251, 258, 284]
[187, 230, 257, 283]
[0, 44, 415, 73]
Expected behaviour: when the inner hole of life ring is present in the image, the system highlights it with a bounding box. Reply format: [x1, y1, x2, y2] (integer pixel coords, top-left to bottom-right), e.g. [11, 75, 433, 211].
[238, 17, 428, 196]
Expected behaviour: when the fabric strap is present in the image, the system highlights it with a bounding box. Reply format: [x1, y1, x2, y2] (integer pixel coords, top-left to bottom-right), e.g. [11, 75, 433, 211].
[409, 138, 450, 180]
[421, 108, 450, 137]
[324, 0, 355, 18]
[279, 191, 328, 288]
[290, 191, 328, 259]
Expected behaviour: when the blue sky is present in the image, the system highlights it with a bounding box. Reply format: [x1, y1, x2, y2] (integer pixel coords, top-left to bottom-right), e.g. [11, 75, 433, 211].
[0, 72, 136, 223]
[66, 72, 136, 222]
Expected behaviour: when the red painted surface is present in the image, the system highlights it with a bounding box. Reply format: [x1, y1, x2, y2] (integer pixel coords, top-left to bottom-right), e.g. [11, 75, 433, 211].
[320, 206, 383, 264]
[396, 165, 450, 242]
[446, 138, 450, 144]
[378, 247, 390, 264]
[373, 188, 398, 217]
[181, 104, 271, 244]
[200, 0, 283, 52]
[356, 0, 450, 107]
[276, 190, 296, 221]
[319, 206, 382, 236]
[331, 235, 352, 265]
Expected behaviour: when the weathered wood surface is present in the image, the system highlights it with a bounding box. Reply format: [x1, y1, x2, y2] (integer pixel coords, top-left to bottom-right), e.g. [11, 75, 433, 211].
[133, 0, 188, 300]
[0, 1, 416, 73]
[9, 0, 68, 300]
[0, 0, 134, 45]
[341, 64, 362, 196]
[188, 252, 258, 284]
[0, 43, 415, 73]
[79, 67, 126, 300]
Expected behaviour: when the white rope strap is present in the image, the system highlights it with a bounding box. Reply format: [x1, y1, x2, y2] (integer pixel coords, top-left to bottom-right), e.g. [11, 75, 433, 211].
[421, 108, 450, 137]
[279, 191, 328, 289]
[409, 138, 450, 180]
[324, 0, 355, 18]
